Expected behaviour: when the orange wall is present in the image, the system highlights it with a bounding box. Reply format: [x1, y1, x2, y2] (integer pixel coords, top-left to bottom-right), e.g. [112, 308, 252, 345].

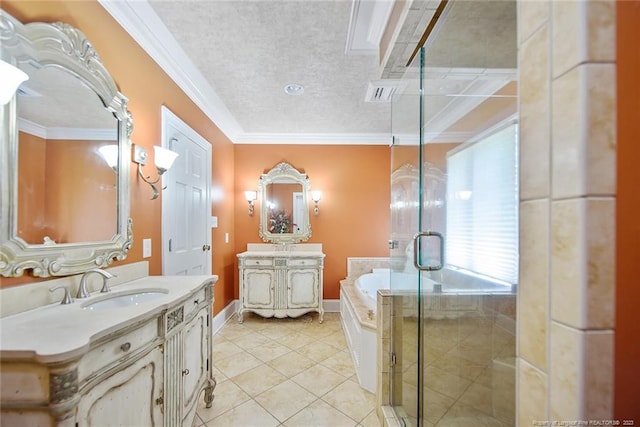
[614, 0, 640, 420]
[0, 1, 237, 315]
[44, 140, 117, 243]
[17, 132, 46, 243]
[234, 145, 391, 300]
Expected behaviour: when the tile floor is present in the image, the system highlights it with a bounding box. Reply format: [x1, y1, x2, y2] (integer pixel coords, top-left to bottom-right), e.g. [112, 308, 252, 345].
[194, 312, 379, 427]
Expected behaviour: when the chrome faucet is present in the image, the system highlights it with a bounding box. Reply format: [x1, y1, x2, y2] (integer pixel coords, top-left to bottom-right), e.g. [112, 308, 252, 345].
[76, 269, 116, 298]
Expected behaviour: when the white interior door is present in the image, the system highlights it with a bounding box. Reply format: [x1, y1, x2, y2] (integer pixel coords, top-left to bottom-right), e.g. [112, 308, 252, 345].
[161, 106, 211, 276]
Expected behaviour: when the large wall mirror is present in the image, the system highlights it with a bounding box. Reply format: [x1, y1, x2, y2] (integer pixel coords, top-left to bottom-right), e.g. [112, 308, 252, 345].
[0, 10, 133, 277]
[258, 162, 312, 244]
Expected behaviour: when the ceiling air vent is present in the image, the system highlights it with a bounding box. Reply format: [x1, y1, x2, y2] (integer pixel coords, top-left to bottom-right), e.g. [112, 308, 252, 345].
[365, 80, 406, 102]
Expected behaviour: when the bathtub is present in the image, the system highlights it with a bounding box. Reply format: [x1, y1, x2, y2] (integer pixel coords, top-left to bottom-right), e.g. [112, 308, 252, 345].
[354, 270, 439, 313]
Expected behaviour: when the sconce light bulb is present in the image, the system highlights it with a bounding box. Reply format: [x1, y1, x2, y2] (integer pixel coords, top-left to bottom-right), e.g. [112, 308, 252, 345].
[244, 190, 257, 202]
[311, 191, 322, 203]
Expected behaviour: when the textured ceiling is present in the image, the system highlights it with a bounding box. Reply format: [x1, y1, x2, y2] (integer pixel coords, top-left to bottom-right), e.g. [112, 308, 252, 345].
[148, 0, 392, 138]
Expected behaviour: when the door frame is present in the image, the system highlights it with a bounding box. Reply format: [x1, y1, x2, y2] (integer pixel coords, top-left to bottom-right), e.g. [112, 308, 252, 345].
[160, 106, 212, 275]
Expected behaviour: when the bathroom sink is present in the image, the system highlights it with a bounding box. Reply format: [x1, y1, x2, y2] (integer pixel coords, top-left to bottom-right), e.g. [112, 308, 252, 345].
[81, 289, 169, 310]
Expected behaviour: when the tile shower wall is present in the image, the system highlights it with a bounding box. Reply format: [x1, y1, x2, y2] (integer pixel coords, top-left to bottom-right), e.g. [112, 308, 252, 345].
[517, 0, 616, 424]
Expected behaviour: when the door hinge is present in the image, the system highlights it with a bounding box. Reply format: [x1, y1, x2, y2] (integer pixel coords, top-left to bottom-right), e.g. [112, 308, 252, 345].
[168, 238, 172, 252]
[206, 358, 209, 371]
[390, 352, 397, 366]
[388, 239, 399, 249]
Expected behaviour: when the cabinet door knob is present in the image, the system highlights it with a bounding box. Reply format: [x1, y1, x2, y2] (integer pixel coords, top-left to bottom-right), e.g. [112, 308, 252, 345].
[120, 342, 131, 352]
[182, 368, 190, 376]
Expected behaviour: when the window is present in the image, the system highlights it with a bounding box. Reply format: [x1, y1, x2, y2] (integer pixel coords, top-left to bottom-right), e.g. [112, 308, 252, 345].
[445, 123, 518, 285]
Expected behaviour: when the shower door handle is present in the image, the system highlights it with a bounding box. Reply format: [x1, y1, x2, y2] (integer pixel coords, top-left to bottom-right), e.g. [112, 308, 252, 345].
[412, 231, 444, 271]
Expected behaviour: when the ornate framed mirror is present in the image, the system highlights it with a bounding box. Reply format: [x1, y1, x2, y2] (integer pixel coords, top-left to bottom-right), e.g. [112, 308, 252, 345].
[0, 10, 133, 277]
[258, 162, 312, 244]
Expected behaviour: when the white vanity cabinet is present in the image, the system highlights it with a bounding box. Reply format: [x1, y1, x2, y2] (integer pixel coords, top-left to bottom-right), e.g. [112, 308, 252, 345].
[0, 275, 217, 427]
[237, 244, 324, 322]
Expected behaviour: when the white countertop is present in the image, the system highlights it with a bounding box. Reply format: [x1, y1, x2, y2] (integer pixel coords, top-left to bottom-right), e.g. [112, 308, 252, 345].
[237, 251, 325, 258]
[0, 275, 217, 364]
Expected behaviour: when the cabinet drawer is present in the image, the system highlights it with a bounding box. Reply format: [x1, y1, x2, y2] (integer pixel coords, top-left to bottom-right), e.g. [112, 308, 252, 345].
[244, 258, 273, 267]
[184, 287, 207, 320]
[287, 258, 319, 267]
[78, 319, 158, 383]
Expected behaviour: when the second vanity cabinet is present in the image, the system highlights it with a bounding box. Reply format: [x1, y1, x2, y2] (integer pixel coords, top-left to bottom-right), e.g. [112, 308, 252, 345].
[0, 275, 217, 427]
[238, 244, 325, 322]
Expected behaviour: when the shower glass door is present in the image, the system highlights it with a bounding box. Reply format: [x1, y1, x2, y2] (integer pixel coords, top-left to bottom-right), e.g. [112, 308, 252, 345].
[389, 2, 518, 425]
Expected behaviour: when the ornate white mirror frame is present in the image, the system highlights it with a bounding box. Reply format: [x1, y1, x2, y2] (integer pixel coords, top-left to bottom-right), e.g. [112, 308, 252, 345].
[0, 10, 133, 277]
[258, 162, 312, 244]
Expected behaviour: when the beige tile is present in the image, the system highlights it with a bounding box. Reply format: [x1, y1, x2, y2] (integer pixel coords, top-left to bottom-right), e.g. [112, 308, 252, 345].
[422, 366, 472, 400]
[320, 350, 357, 378]
[196, 378, 251, 423]
[322, 379, 376, 423]
[518, 199, 549, 369]
[215, 351, 263, 378]
[359, 409, 381, 427]
[430, 353, 485, 382]
[551, 199, 584, 327]
[491, 358, 515, 425]
[232, 330, 273, 350]
[320, 329, 348, 349]
[295, 339, 342, 362]
[551, 0, 615, 78]
[246, 340, 292, 363]
[278, 331, 318, 350]
[551, 198, 615, 329]
[254, 379, 318, 422]
[518, 0, 549, 44]
[584, 198, 615, 328]
[549, 321, 580, 420]
[212, 337, 244, 361]
[230, 363, 288, 397]
[435, 402, 503, 427]
[218, 321, 254, 339]
[457, 382, 493, 416]
[584, 330, 614, 419]
[519, 24, 550, 200]
[422, 387, 456, 425]
[207, 399, 280, 427]
[552, 64, 616, 199]
[283, 398, 358, 427]
[267, 350, 317, 378]
[517, 358, 548, 427]
[551, 66, 583, 198]
[292, 364, 348, 397]
[584, 65, 616, 196]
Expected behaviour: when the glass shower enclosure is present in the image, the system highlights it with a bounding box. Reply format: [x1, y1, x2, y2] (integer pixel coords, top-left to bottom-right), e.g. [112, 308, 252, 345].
[388, 1, 518, 425]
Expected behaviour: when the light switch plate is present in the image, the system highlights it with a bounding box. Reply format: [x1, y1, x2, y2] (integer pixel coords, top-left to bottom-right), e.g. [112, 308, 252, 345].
[225, 233, 229, 244]
[211, 216, 218, 228]
[142, 238, 152, 258]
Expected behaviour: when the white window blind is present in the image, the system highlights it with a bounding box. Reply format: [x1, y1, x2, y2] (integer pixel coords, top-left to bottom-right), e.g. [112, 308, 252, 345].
[445, 123, 519, 285]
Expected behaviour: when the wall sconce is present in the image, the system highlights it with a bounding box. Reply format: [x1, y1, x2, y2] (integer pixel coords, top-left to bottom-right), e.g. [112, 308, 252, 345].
[0, 59, 29, 105]
[98, 145, 119, 172]
[244, 190, 257, 215]
[311, 191, 322, 216]
[132, 143, 179, 200]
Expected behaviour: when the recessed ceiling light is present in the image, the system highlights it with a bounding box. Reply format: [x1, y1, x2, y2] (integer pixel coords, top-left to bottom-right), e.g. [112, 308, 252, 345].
[284, 83, 304, 96]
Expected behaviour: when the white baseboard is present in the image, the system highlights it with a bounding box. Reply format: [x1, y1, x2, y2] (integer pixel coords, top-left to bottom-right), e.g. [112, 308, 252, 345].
[323, 299, 340, 312]
[212, 300, 238, 335]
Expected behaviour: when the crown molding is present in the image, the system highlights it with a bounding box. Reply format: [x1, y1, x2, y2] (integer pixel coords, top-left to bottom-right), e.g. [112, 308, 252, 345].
[233, 132, 392, 145]
[98, 0, 243, 142]
[18, 118, 117, 140]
